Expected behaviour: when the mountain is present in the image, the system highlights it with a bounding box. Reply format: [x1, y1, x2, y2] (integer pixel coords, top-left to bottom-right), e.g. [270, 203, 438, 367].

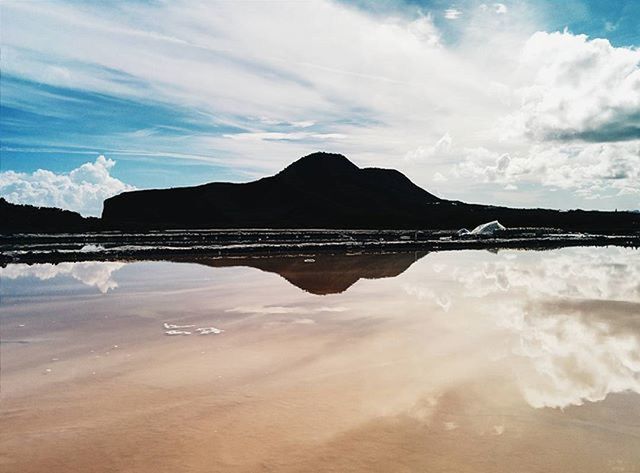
[0, 198, 97, 233]
[2, 153, 638, 234]
[102, 152, 640, 232]
[102, 152, 440, 229]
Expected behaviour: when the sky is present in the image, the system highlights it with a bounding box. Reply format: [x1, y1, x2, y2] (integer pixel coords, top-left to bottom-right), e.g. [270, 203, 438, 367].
[1, 0, 639, 216]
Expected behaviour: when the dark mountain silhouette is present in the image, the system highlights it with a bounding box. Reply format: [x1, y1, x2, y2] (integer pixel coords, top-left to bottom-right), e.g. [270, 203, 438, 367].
[103, 152, 440, 229]
[102, 152, 640, 232]
[192, 251, 426, 295]
[2, 153, 639, 234]
[0, 198, 97, 233]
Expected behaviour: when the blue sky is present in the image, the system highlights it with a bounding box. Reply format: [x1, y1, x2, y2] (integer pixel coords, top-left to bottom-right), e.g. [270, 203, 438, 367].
[1, 0, 639, 215]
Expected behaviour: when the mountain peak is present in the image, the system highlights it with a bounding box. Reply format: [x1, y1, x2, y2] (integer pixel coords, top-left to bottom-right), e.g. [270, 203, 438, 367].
[278, 152, 359, 177]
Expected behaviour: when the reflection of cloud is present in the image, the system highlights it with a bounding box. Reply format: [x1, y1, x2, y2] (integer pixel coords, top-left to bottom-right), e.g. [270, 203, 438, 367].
[502, 308, 640, 409]
[0, 262, 125, 293]
[428, 247, 640, 409]
[403, 284, 452, 312]
[458, 248, 640, 302]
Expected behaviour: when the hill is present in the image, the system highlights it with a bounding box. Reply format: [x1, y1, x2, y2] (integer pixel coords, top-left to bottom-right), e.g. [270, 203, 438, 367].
[102, 152, 440, 229]
[102, 152, 640, 232]
[0, 198, 97, 233]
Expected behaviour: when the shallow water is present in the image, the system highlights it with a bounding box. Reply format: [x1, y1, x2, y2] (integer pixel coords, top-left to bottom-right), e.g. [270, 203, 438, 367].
[1, 247, 639, 472]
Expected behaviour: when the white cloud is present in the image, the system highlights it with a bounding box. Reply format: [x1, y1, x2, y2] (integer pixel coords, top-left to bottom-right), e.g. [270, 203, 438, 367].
[457, 141, 640, 199]
[1, 1, 638, 210]
[604, 20, 618, 33]
[0, 156, 134, 216]
[444, 8, 462, 20]
[405, 133, 453, 162]
[408, 14, 442, 46]
[500, 30, 640, 142]
[494, 3, 508, 14]
[433, 172, 448, 182]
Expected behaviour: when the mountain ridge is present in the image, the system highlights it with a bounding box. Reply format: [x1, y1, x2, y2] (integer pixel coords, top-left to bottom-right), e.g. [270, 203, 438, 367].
[101, 152, 443, 228]
[2, 152, 639, 233]
[100, 152, 639, 232]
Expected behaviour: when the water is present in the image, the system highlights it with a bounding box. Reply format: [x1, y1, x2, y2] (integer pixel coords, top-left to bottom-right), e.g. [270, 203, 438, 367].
[1, 247, 639, 472]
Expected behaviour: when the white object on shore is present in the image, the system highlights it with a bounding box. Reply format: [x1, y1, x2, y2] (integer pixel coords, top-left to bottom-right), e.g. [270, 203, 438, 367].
[79, 244, 106, 253]
[470, 220, 506, 236]
[165, 330, 192, 336]
[304, 258, 316, 263]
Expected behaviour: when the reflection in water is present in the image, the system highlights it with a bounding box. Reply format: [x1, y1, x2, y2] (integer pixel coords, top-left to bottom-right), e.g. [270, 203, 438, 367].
[0, 262, 125, 293]
[504, 308, 640, 408]
[401, 248, 640, 409]
[456, 247, 640, 301]
[195, 251, 426, 295]
[1, 247, 639, 472]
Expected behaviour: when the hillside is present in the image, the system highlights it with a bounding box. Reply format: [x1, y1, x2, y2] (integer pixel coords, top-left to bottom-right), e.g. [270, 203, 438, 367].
[0, 198, 96, 233]
[102, 152, 640, 232]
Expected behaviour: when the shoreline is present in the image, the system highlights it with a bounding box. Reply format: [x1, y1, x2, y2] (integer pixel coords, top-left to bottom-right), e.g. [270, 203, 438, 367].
[2, 229, 638, 265]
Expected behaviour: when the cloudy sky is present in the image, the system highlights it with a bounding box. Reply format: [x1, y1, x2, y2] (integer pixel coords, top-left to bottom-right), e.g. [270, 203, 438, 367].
[1, 0, 639, 216]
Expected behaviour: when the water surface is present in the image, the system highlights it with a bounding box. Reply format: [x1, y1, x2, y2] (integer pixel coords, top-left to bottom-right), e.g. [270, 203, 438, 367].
[1, 247, 639, 472]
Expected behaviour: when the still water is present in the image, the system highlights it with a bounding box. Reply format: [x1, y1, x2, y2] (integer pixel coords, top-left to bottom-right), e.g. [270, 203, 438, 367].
[1, 247, 639, 472]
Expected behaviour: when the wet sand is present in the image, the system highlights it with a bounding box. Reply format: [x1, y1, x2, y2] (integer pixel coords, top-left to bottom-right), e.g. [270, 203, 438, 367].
[1, 248, 640, 472]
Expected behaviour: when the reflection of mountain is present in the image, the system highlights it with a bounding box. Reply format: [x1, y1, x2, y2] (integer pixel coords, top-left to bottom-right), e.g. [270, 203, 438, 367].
[194, 251, 426, 295]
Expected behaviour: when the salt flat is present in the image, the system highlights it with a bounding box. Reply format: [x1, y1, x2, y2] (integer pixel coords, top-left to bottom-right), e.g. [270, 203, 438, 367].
[1, 247, 639, 472]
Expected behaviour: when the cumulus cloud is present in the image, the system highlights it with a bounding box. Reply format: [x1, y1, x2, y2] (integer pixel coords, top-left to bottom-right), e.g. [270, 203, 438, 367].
[0, 156, 134, 216]
[457, 141, 640, 198]
[456, 147, 516, 184]
[405, 133, 453, 162]
[408, 14, 442, 46]
[493, 3, 508, 14]
[444, 8, 462, 20]
[501, 31, 640, 143]
[433, 172, 448, 182]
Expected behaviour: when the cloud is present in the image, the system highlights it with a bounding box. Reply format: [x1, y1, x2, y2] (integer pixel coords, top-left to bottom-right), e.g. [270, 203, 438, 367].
[433, 172, 448, 182]
[405, 133, 453, 162]
[494, 3, 508, 14]
[1, 1, 638, 210]
[604, 20, 619, 33]
[457, 141, 640, 199]
[408, 14, 442, 46]
[0, 156, 134, 216]
[500, 31, 640, 143]
[444, 8, 462, 20]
